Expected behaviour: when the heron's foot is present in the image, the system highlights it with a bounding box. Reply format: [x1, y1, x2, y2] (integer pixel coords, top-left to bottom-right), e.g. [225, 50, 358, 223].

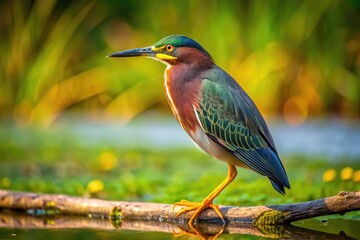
[172, 199, 225, 226]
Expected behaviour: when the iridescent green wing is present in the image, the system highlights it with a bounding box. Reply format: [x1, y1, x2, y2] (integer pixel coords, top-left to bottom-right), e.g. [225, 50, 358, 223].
[195, 68, 290, 193]
[197, 77, 270, 152]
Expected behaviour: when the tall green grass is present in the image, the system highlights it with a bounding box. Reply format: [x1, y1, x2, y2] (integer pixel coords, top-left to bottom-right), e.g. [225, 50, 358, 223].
[0, 0, 359, 127]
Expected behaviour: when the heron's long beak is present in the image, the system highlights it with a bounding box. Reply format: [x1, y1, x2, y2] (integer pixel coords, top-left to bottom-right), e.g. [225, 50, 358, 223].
[107, 46, 155, 58]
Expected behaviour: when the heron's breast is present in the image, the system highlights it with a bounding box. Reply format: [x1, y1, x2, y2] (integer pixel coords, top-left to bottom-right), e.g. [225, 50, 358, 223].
[163, 66, 201, 133]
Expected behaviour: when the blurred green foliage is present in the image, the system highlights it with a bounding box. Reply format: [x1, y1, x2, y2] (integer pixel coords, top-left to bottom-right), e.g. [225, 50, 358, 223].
[0, 0, 360, 127]
[0, 0, 359, 218]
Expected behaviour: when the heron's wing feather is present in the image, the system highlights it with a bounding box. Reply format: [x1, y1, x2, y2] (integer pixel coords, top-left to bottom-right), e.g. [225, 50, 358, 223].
[195, 69, 290, 193]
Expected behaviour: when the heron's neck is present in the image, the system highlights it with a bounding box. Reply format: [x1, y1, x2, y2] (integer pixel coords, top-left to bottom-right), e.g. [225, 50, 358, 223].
[163, 64, 203, 133]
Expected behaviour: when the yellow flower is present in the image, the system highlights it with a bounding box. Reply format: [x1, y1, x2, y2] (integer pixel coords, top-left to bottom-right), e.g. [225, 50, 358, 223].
[340, 167, 353, 181]
[98, 151, 118, 171]
[87, 179, 104, 193]
[2, 177, 10, 187]
[353, 170, 360, 183]
[322, 169, 336, 182]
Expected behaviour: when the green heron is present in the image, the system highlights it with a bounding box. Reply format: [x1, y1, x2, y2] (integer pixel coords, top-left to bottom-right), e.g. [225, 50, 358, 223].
[109, 35, 290, 226]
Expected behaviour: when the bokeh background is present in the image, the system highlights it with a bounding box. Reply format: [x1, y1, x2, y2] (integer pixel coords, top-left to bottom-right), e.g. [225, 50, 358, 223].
[0, 0, 360, 234]
[1, 0, 360, 126]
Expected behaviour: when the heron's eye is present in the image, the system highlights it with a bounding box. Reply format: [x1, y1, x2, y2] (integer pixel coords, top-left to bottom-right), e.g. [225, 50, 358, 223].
[165, 44, 175, 52]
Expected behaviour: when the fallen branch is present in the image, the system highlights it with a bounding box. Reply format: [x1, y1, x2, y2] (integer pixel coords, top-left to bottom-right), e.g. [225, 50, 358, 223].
[0, 190, 359, 225]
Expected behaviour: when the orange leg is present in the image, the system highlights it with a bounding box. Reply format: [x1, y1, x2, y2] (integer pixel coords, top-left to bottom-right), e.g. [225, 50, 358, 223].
[172, 164, 237, 228]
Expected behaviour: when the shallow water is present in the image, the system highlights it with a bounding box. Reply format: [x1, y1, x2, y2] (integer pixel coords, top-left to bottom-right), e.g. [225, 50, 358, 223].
[0, 228, 171, 240]
[56, 115, 360, 160]
[2, 115, 360, 160]
[0, 213, 358, 239]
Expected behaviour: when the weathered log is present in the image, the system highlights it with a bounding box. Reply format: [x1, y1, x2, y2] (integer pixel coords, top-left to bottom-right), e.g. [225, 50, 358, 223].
[0, 190, 359, 225]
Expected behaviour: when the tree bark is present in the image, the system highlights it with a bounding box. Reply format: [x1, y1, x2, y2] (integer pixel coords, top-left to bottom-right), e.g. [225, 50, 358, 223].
[0, 190, 359, 225]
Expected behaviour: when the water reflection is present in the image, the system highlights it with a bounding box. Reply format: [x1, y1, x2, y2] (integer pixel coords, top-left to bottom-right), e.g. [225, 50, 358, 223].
[0, 212, 356, 239]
